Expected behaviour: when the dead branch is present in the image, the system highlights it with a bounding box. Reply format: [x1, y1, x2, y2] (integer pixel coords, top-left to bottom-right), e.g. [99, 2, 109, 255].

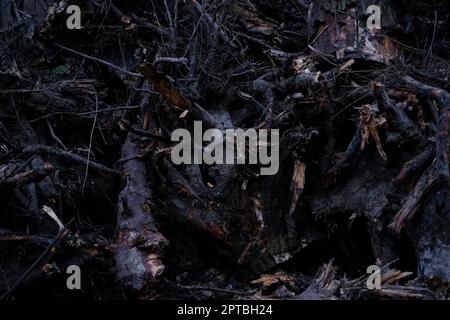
[393, 145, 435, 188]
[0, 163, 53, 189]
[390, 164, 438, 233]
[402, 76, 449, 211]
[23, 145, 118, 176]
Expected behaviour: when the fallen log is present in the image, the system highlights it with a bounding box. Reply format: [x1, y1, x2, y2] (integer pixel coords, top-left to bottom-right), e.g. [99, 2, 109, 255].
[114, 132, 169, 291]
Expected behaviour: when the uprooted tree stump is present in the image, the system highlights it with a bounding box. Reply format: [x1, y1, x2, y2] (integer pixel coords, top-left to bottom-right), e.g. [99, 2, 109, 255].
[0, 0, 449, 300]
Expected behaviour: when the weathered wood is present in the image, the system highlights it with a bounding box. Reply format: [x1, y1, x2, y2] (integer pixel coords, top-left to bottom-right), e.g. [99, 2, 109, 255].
[390, 164, 437, 233]
[114, 133, 169, 290]
[392, 145, 435, 188]
[402, 76, 450, 212]
[0, 162, 53, 189]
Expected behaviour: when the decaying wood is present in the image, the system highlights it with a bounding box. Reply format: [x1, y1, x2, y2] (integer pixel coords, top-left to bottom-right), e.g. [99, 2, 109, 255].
[402, 76, 449, 212]
[392, 145, 435, 188]
[1, 0, 450, 300]
[0, 163, 53, 189]
[390, 164, 438, 233]
[136, 63, 219, 127]
[325, 126, 362, 187]
[114, 132, 169, 290]
[23, 145, 119, 176]
[136, 63, 190, 111]
[373, 82, 425, 144]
